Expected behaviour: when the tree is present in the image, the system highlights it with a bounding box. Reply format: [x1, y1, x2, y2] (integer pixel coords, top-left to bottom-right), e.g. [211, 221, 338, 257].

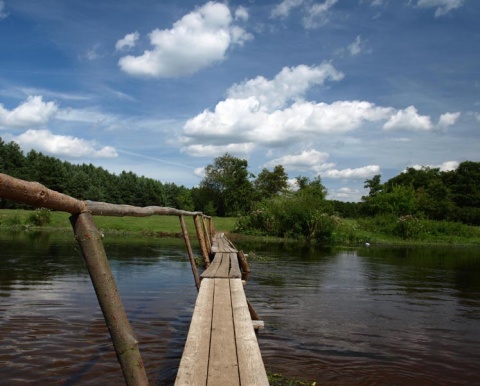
[364, 174, 382, 197]
[254, 165, 288, 199]
[200, 153, 254, 216]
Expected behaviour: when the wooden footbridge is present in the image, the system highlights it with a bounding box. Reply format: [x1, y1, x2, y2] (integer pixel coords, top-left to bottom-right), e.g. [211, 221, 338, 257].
[0, 173, 269, 386]
[176, 233, 268, 385]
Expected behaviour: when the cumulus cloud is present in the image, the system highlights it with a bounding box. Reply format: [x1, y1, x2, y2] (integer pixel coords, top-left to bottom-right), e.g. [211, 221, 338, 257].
[323, 165, 380, 179]
[415, 0, 464, 17]
[265, 149, 332, 171]
[0, 96, 58, 128]
[329, 187, 363, 201]
[383, 105, 432, 131]
[264, 149, 380, 179]
[115, 32, 140, 51]
[227, 62, 344, 110]
[408, 161, 459, 172]
[118, 2, 252, 77]
[13, 129, 118, 158]
[438, 111, 460, 128]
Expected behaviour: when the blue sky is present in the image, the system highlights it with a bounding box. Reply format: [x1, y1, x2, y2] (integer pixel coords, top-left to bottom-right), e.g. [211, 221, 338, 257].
[0, 0, 478, 201]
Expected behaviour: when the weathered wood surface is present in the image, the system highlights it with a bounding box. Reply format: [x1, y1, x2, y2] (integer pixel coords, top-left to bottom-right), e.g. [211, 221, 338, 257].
[175, 278, 268, 386]
[176, 233, 268, 386]
[201, 252, 241, 279]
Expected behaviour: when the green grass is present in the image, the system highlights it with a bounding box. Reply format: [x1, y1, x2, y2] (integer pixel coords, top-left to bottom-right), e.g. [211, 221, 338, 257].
[0, 209, 237, 236]
[267, 370, 316, 386]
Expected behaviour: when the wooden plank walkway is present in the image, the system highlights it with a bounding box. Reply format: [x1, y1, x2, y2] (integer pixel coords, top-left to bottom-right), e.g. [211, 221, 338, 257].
[175, 234, 269, 386]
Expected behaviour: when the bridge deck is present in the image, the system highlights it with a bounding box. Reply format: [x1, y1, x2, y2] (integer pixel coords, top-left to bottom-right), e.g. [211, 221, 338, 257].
[175, 235, 269, 386]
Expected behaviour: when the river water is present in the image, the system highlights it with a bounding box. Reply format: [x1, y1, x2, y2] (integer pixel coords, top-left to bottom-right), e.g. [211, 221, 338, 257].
[0, 232, 479, 385]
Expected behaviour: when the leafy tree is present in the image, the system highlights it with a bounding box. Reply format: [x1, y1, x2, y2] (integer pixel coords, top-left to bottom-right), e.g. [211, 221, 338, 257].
[200, 153, 254, 216]
[254, 165, 288, 199]
[363, 174, 382, 197]
[363, 184, 417, 217]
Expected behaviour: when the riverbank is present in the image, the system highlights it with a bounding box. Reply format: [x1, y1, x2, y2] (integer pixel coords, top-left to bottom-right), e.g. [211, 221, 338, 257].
[1, 209, 479, 246]
[0, 209, 236, 237]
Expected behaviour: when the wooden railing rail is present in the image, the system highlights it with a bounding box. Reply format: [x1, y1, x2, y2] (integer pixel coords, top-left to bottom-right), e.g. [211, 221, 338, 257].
[0, 172, 214, 386]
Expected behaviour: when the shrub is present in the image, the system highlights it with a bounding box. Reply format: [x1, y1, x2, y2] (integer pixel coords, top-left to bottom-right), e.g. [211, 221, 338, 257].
[394, 215, 423, 239]
[27, 208, 52, 226]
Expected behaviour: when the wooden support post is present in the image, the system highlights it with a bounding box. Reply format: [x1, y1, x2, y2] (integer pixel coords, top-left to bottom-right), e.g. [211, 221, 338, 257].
[247, 299, 260, 321]
[237, 250, 251, 273]
[70, 212, 149, 386]
[194, 214, 210, 268]
[202, 215, 212, 256]
[209, 217, 215, 241]
[179, 215, 201, 291]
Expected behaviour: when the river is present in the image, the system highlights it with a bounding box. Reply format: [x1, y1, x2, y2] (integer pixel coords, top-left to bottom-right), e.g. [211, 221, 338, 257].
[0, 232, 479, 385]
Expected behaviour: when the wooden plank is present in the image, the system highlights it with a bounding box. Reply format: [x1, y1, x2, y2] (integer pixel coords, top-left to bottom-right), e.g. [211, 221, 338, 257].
[175, 279, 215, 386]
[208, 279, 239, 386]
[201, 254, 222, 278]
[230, 279, 269, 386]
[215, 253, 230, 278]
[229, 252, 241, 278]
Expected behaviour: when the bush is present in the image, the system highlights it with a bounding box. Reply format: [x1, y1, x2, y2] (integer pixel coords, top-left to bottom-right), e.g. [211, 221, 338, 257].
[394, 215, 423, 239]
[27, 208, 52, 226]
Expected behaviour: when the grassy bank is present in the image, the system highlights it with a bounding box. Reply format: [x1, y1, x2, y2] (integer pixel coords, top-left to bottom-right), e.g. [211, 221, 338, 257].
[0, 209, 237, 236]
[2, 209, 480, 246]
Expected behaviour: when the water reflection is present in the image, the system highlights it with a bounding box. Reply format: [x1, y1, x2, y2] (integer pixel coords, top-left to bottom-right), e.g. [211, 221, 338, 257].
[247, 243, 480, 385]
[0, 233, 479, 385]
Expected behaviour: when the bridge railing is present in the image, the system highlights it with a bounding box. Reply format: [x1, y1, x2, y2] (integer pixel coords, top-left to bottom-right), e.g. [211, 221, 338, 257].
[0, 172, 214, 386]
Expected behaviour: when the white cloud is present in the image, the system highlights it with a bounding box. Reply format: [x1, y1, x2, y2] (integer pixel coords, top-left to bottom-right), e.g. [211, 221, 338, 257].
[0, 0, 8, 19]
[303, 0, 338, 29]
[328, 186, 363, 201]
[438, 111, 460, 128]
[13, 129, 118, 158]
[264, 149, 379, 180]
[118, 2, 252, 78]
[182, 64, 395, 150]
[323, 165, 380, 179]
[383, 105, 432, 131]
[475, 113, 480, 122]
[0, 96, 58, 128]
[235, 6, 249, 21]
[416, 0, 464, 17]
[271, 0, 304, 18]
[194, 167, 206, 178]
[265, 149, 331, 171]
[348, 35, 364, 56]
[408, 160, 459, 172]
[227, 62, 344, 110]
[115, 32, 140, 51]
[182, 143, 255, 157]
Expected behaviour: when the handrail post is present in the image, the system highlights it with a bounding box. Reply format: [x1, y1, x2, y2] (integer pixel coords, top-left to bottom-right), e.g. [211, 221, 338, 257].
[194, 214, 210, 268]
[209, 217, 215, 242]
[70, 211, 149, 386]
[202, 215, 212, 256]
[179, 215, 201, 290]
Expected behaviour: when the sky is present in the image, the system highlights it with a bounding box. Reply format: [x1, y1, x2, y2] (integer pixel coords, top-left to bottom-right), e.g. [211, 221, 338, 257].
[0, 0, 479, 201]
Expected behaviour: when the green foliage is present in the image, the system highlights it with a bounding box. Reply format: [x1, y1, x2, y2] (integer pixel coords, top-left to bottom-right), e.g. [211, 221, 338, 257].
[362, 184, 417, 217]
[200, 153, 254, 216]
[394, 215, 423, 239]
[27, 208, 52, 226]
[236, 177, 335, 244]
[254, 165, 288, 199]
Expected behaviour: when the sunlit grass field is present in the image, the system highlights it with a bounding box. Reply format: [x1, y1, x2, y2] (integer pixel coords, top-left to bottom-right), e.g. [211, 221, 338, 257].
[0, 209, 237, 235]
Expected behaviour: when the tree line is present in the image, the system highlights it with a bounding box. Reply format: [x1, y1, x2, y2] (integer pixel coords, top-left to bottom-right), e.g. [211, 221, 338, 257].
[1, 137, 480, 228]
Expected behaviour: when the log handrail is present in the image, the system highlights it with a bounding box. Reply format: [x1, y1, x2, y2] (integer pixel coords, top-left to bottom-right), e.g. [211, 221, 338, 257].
[0, 172, 215, 386]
